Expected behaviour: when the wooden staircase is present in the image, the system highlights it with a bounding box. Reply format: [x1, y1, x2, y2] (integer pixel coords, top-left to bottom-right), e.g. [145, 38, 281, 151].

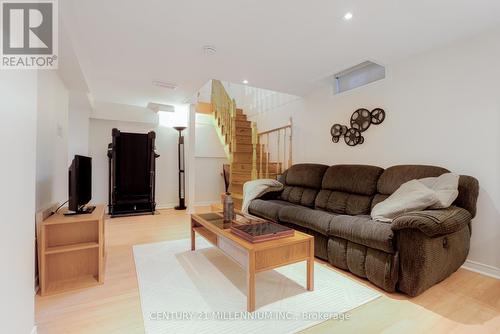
[209, 80, 290, 210]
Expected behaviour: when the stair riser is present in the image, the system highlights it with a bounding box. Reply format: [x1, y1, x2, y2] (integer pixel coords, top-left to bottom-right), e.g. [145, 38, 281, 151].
[232, 143, 253, 153]
[232, 153, 253, 163]
[232, 163, 253, 172]
[229, 184, 243, 193]
[235, 136, 252, 145]
[235, 120, 251, 128]
[236, 128, 252, 136]
[231, 172, 252, 182]
[233, 156, 268, 164]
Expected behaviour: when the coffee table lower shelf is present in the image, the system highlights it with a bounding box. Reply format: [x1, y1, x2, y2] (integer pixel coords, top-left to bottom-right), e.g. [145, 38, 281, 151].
[191, 213, 314, 312]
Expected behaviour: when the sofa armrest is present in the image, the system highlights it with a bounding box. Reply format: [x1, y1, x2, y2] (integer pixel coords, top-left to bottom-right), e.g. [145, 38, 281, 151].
[391, 206, 472, 237]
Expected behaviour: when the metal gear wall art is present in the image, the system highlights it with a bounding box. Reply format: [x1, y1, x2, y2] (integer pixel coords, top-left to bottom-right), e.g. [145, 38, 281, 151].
[330, 108, 386, 147]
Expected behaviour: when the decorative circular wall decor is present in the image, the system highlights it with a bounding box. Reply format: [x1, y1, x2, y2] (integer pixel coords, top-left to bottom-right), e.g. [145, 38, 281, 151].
[344, 128, 361, 146]
[330, 108, 386, 147]
[350, 108, 371, 132]
[341, 125, 348, 136]
[370, 108, 386, 125]
[330, 124, 343, 137]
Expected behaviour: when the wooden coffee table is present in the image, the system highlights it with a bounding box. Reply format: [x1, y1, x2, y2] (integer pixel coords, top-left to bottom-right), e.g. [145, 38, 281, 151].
[190, 212, 314, 312]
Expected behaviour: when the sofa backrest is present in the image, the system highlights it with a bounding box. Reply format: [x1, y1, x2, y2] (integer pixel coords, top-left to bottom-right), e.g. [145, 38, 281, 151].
[279, 163, 328, 207]
[315, 165, 384, 215]
[277, 163, 479, 217]
[373, 165, 480, 217]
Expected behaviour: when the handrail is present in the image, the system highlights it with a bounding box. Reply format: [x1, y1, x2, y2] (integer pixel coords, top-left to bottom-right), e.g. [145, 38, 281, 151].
[211, 79, 236, 158]
[256, 117, 293, 177]
[257, 122, 292, 136]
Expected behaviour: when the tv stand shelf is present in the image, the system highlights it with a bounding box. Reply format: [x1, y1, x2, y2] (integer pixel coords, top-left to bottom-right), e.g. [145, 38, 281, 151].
[38, 205, 105, 296]
[45, 242, 99, 255]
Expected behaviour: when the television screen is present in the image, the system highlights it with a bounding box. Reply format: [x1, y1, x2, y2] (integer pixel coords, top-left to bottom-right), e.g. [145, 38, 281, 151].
[68, 155, 92, 212]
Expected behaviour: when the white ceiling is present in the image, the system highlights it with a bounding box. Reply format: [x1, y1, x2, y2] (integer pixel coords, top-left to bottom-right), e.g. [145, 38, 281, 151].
[63, 0, 500, 107]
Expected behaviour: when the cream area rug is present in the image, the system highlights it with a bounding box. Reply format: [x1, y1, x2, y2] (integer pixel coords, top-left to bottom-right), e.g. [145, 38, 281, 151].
[133, 238, 380, 334]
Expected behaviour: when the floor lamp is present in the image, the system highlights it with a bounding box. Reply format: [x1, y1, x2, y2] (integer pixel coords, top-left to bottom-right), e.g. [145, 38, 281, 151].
[174, 126, 187, 210]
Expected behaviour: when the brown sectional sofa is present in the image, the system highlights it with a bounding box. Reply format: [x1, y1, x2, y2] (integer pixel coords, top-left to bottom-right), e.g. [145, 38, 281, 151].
[248, 164, 479, 296]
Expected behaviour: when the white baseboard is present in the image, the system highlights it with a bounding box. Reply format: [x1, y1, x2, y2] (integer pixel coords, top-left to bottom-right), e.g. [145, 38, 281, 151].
[156, 201, 219, 210]
[31, 325, 37, 334]
[155, 203, 178, 210]
[193, 201, 219, 206]
[462, 260, 500, 279]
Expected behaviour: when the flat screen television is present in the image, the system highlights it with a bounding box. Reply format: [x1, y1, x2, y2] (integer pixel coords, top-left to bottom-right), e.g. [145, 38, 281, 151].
[66, 155, 95, 215]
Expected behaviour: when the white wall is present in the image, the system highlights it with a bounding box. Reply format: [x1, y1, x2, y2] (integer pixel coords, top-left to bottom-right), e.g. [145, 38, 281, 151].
[88, 110, 227, 209]
[194, 114, 228, 204]
[0, 72, 37, 334]
[36, 71, 70, 210]
[68, 91, 92, 162]
[249, 28, 500, 273]
[92, 101, 159, 124]
[89, 119, 180, 208]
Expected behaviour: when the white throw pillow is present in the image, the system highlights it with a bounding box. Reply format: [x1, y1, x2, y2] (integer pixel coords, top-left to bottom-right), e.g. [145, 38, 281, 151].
[419, 173, 459, 209]
[371, 180, 439, 222]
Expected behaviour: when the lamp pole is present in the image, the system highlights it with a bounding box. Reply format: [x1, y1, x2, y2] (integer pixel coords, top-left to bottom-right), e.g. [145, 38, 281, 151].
[174, 126, 187, 210]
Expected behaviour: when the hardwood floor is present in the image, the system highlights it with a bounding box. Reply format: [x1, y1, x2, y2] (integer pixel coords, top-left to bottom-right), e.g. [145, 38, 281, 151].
[35, 208, 500, 334]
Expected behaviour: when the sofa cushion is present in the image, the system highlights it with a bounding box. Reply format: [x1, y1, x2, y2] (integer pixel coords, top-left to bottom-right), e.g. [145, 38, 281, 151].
[248, 199, 297, 222]
[371, 194, 389, 209]
[280, 187, 319, 207]
[377, 165, 449, 195]
[284, 163, 329, 188]
[279, 164, 328, 207]
[322, 165, 384, 195]
[315, 165, 384, 215]
[278, 206, 335, 236]
[328, 215, 395, 253]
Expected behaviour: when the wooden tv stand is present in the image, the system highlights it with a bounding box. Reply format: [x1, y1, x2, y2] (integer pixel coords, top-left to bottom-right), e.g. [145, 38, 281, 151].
[38, 204, 106, 296]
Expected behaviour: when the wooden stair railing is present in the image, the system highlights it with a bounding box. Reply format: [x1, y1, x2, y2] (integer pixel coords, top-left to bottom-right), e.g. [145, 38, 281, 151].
[210, 80, 292, 209]
[257, 118, 293, 178]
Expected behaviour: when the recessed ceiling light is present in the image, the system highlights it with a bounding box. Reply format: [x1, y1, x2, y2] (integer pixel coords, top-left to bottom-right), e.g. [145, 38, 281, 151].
[242, 80, 249, 84]
[343, 12, 353, 21]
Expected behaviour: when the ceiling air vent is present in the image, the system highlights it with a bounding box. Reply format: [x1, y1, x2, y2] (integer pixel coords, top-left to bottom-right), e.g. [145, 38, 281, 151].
[152, 80, 177, 90]
[333, 61, 385, 94]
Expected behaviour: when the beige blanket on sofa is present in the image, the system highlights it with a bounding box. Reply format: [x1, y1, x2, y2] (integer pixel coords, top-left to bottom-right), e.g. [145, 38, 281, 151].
[241, 179, 283, 213]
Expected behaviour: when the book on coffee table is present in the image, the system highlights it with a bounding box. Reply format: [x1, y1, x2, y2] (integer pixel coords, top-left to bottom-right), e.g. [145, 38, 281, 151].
[230, 221, 294, 243]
